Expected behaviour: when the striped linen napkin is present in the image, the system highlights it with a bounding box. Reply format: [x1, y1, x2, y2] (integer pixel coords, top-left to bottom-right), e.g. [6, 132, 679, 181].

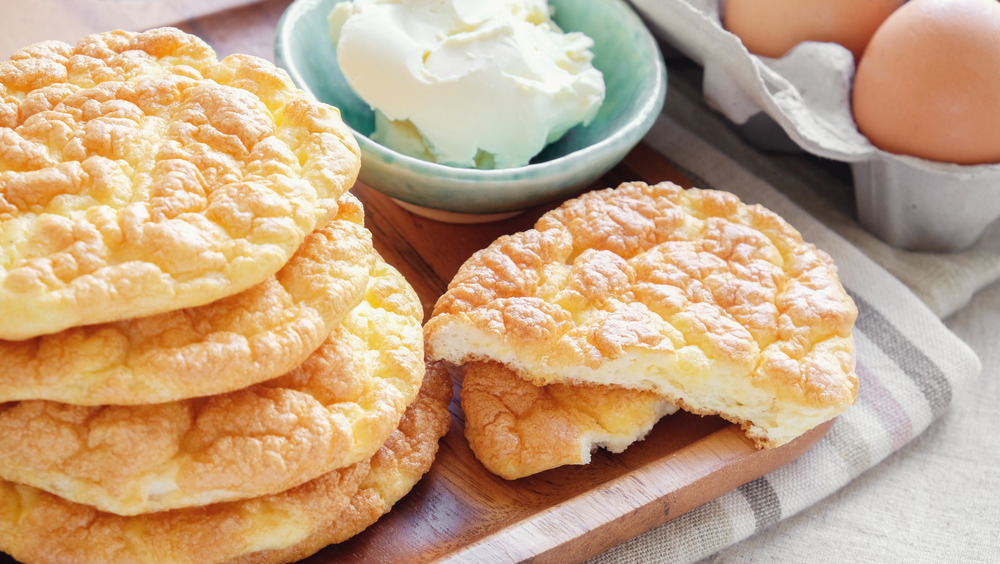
[588, 74, 983, 563]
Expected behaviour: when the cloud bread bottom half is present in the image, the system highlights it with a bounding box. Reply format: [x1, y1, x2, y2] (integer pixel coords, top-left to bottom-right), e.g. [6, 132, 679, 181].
[0, 254, 425, 516]
[461, 360, 677, 479]
[0, 358, 453, 564]
[426, 181, 859, 450]
[0, 193, 374, 406]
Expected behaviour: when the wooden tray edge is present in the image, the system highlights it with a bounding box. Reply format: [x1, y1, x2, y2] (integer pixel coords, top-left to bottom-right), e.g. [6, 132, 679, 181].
[441, 418, 835, 564]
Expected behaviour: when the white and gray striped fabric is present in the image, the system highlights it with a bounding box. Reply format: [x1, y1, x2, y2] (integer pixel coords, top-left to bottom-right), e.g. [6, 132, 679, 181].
[589, 67, 983, 564]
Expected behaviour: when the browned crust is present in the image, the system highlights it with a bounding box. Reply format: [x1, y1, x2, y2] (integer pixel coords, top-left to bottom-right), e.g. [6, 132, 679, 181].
[234, 358, 453, 564]
[0, 28, 361, 340]
[0, 256, 424, 516]
[0, 359, 452, 564]
[460, 360, 675, 479]
[0, 193, 373, 405]
[426, 182, 858, 448]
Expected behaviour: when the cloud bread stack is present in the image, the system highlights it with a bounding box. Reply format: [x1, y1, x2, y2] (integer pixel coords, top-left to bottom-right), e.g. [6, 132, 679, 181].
[425, 181, 858, 479]
[0, 361, 453, 564]
[0, 28, 450, 563]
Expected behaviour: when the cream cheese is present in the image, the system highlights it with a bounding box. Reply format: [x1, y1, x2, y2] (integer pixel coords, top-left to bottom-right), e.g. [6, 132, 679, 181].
[329, 0, 605, 169]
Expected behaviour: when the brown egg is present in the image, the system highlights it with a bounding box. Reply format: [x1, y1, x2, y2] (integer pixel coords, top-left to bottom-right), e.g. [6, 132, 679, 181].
[852, 0, 1000, 165]
[723, 0, 904, 61]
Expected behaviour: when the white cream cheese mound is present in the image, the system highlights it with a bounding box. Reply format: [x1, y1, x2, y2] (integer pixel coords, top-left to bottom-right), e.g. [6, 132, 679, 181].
[329, 0, 606, 169]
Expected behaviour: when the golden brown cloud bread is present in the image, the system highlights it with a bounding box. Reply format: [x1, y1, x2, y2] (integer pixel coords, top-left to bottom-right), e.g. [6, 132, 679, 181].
[0, 359, 452, 564]
[238, 359, 453, 564]
[425, 181, 858, 448]
[0, 27, 360, 340]
[0, 192, 373, 405]
[0, 254, 424, 516]
[460, 360, 677, 480]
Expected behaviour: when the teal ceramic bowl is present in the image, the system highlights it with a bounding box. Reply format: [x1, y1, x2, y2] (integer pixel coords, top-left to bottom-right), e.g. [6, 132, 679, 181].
[275, 0, 666, 221]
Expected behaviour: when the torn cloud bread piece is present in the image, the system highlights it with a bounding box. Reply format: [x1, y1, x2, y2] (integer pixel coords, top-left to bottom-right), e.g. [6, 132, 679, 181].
[0, 27, 360, 340]
[0, 255, 425, 516]
[0, 192, 373, 405]
[0, 359, 452, 564]
[461, 360, 677, 480]
[425, 181, 858, 449]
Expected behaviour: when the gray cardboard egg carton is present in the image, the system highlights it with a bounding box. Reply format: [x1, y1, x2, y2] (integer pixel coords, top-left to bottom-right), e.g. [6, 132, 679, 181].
[629, 0, 1000, 252]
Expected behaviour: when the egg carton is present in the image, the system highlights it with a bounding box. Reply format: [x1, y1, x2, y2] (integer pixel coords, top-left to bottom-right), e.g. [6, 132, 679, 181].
[628, 0, 1000, 252]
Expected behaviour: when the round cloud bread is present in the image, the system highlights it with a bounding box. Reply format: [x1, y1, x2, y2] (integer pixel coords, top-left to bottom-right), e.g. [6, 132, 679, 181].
[425, 181, 858, 448]
[0, 192, 373, 405]
[0, 358, 452, 564]
[461, 360, 677, 480]
[0, 27, 361, 340]
[0, 255, 425, 516]
[239, 359, 453, 564]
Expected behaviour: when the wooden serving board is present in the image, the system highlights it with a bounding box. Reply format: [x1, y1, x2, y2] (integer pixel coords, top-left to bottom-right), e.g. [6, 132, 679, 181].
[304, 395, 831, 564]
[0, 143, 832, 564]
[300, 143, 834, 563]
